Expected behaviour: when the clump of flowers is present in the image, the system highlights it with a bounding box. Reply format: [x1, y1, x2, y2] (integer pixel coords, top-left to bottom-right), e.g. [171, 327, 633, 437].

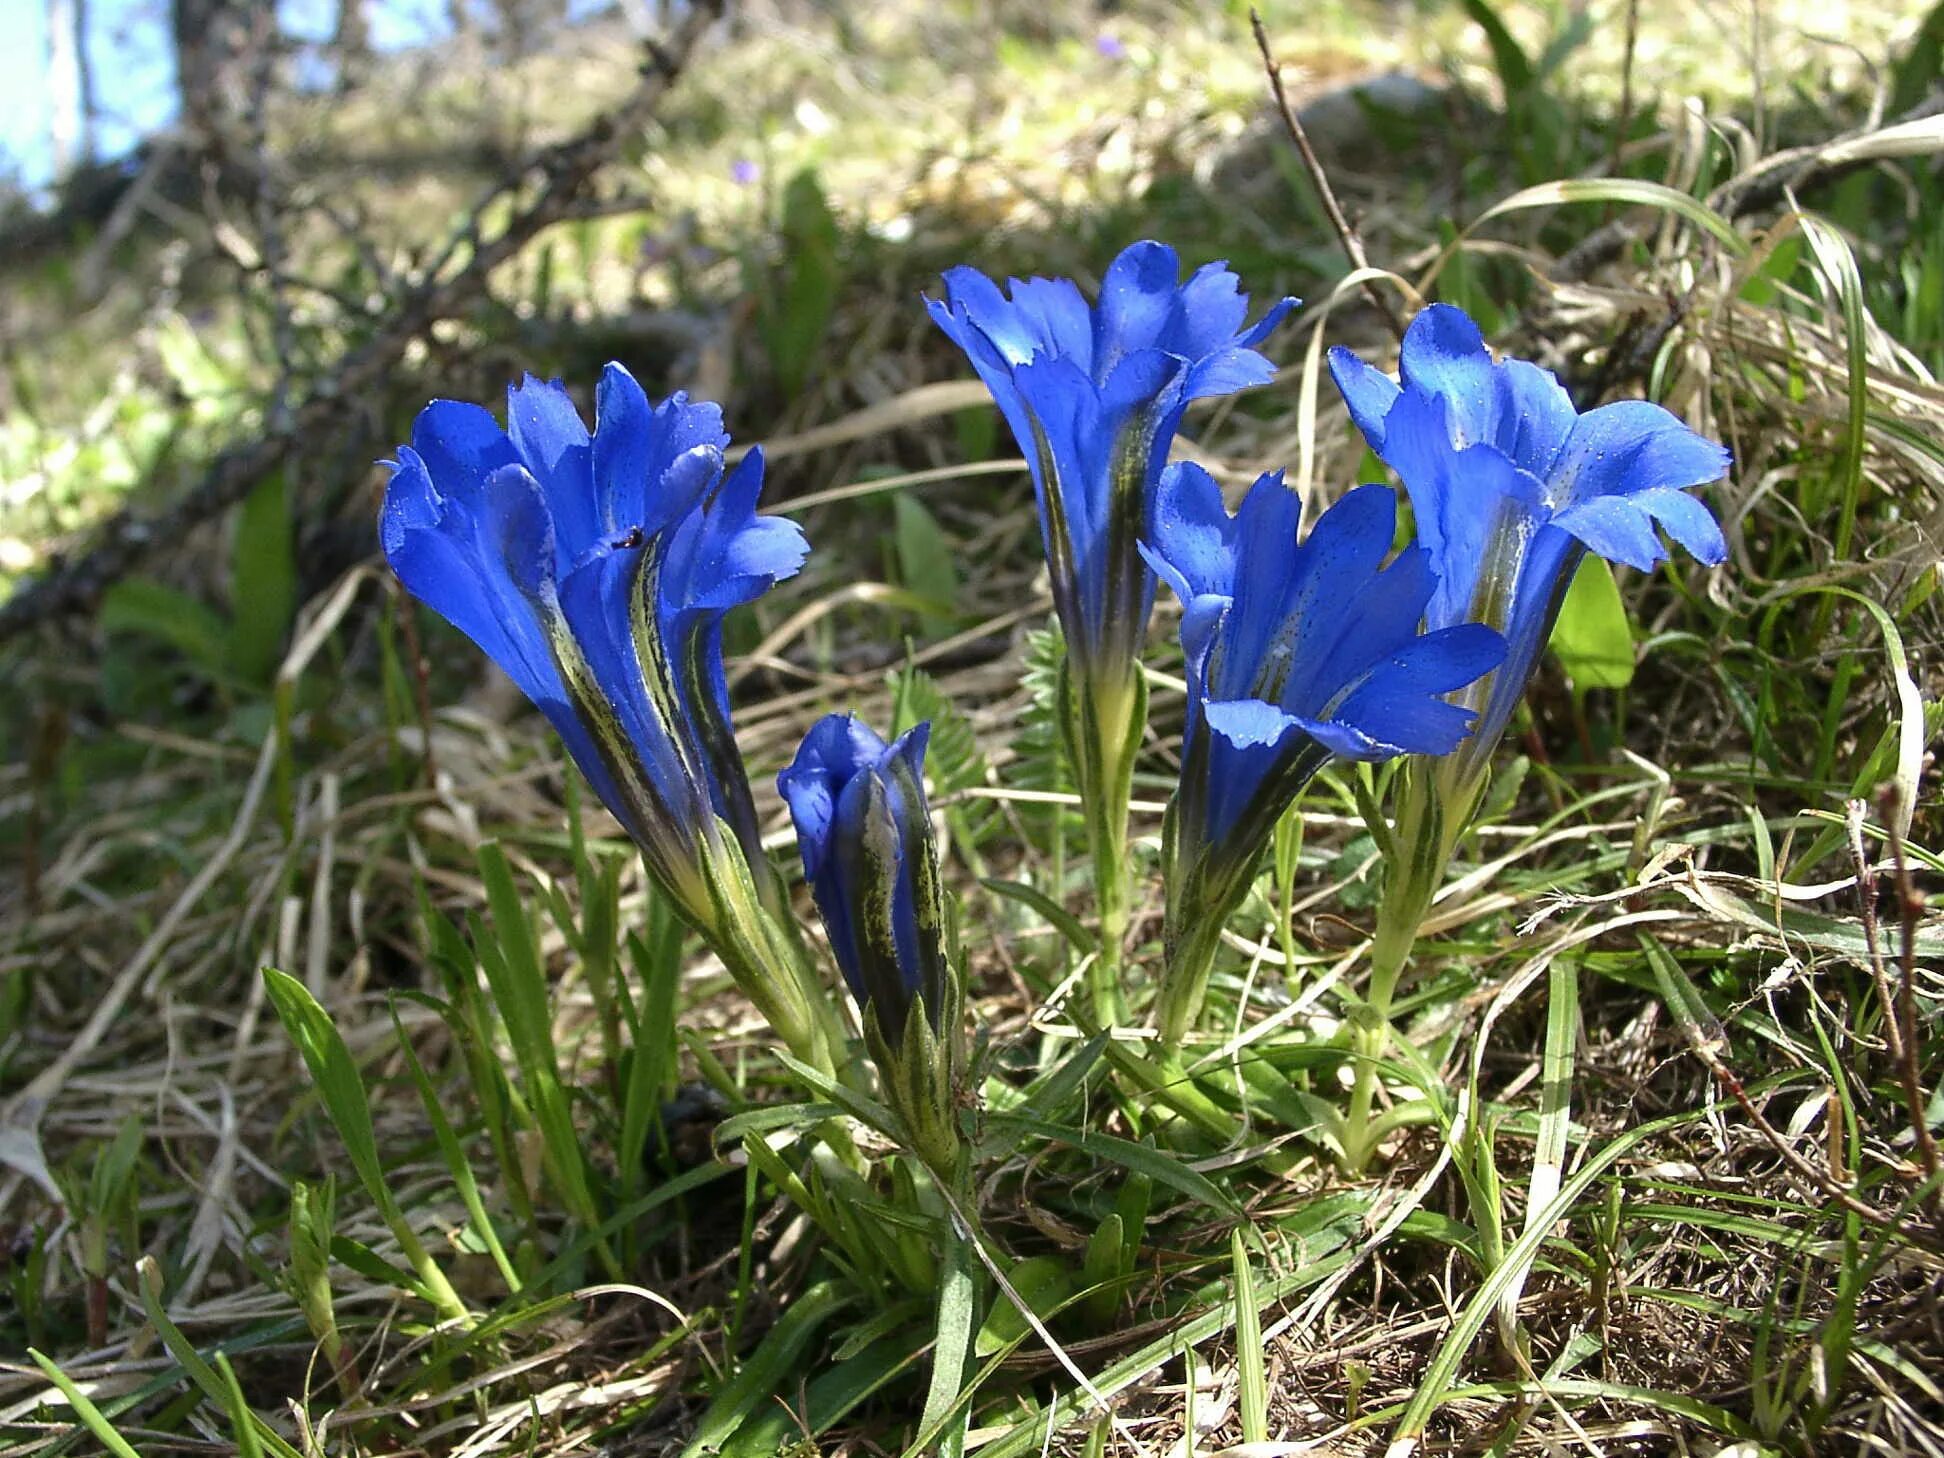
[929, 242, 1295, 1020]
[381, 368, 846, 1077]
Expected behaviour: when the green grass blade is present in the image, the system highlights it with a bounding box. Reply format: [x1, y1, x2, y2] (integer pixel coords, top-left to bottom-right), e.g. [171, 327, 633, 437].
[1231, 1227, 1268, 1443]
[981, 1110, 1246, 1217]
[135, 1259, 307, 1458]
[261, 968, 470, 1323]
[915, 1225, 979, 1457]
[475, 844, 614, 1270]
[28, 1350, 145, 1458]
[678, 1280, 852, 1456]
[1497, 959, 1579, 1346]
[1387, 1103, 1724, 1452]
[1469, 178, 1748, 255]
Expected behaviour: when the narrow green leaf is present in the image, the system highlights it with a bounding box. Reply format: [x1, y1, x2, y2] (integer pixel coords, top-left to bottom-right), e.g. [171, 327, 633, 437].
[917, 1227, 978, 1450]
[29, 1350, 145, 1458]
[229, 471, 296, 686]
[1388, 1103, 1725, 1448]
[679, 1280, 851, 1455]
[975, 1254, 1075, 1357]
[974, 1246, 1357, 1458]
[1458, 0, 1534, 94]
[893, 493, 961, 634]
[261, 969, 388, 1204]
[1471, 178, 1748, 255]
[475, 845, 610, 1261]
[100, 578, 234, 680]
[1497, 960, 1580, 1344]
[1232, 1228, 1268, 1443]
[981, 877, 1094, 955]
[212, 1354, 263, 1458]
[135, 1259, 306, 1458]
[981, 1111, 1245, 1218]
[718, 1336, 921, 1457]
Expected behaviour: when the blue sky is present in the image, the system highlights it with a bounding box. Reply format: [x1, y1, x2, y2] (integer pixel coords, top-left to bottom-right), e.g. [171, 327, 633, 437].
[0, 0, 616, 191]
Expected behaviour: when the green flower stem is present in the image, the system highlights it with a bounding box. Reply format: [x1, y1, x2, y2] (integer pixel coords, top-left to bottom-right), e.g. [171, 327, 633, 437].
[1064, 663, 1146, 1027]
[1339, 761, 1474, 1174]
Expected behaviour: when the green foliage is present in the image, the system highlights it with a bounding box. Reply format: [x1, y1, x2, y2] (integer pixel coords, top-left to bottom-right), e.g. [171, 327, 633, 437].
[753, 169, 843, 400]
[1550, 556, 1636, 691]
[890, 493, 962, 638]
[98, 470, 298, 697]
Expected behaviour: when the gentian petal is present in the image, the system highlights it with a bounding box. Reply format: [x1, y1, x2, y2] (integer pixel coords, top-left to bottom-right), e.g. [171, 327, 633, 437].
[1147, 461, 1236, 601]
[1327, 346, 1402, 452]
[1395, 303, 1499, 448]
[507, 375, 599, 556]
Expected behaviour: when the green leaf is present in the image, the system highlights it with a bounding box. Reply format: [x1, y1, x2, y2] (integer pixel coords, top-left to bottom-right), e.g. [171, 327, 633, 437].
[1458, 0, 1533, 96]
[981, 1111, 1245, 1218]
[975, 1254, 1074, 1357]
[680, 1280, 852, 1455]
[100, 578, 234, 681]
[29, 1349, 145, 1458]
[135, 1259, 307, 1458]
[756, 169, 841, 400]
[1232, 1229, 1268, 1443]
[229, 471, 296, 685]
[261, 969, 389, 1205]
[1890, 0, 1944, 114]
[892, 494, 960, 635]
[1549, 556, 1635, 690]
[917, 1228, 979, 1450]
[1471, 178, 1748, 257]
[718, 1336, 920, 1457]
[980, 878, 1093, 956]
[475, 845, 608, 1256]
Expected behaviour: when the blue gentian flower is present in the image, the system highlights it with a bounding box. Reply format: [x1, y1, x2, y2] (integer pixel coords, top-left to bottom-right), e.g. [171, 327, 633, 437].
[1147, 466, 1505, 895]
[928, 241, 1296, 686]
[380, 368, 807, 917]
[779, 715, 949, 1042]
[1328, 304, 1730, 777]
[781, 714, 963, 1167]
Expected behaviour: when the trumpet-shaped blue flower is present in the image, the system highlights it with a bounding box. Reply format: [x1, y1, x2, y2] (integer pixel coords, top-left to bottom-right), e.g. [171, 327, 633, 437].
[928, 241, 1296, 684]
[1146, 467, 1505, 895]
[1144, 466, 1502, 1044]
[1328, 304, 1729, 775]
[380, 368, 807, 913]
[779, 716, 950, 1042]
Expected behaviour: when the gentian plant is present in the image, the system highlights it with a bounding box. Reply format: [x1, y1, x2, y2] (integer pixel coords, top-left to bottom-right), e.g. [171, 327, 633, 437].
[380, 367, 850, 1080]
[930, 242, 1295, 1020]
[780, 713, 976, 1454]
[780, 714, 965, 1177]
[1143, 465, 1504, 1048]
[1328, 304, 1730, 1168]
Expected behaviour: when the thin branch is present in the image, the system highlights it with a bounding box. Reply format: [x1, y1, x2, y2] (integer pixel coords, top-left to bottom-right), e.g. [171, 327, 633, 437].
[1249, 9, 1406, 341]
[0, 1, 725, 643]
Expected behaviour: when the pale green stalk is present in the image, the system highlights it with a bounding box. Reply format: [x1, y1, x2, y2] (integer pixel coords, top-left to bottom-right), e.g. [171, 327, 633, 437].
[1062, 661, 1146, 1026]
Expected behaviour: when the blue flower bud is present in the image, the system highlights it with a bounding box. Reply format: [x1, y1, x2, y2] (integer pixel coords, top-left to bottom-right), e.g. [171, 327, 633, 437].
[781, 714, 965, 1169]
[779, 715, 950, 1042]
